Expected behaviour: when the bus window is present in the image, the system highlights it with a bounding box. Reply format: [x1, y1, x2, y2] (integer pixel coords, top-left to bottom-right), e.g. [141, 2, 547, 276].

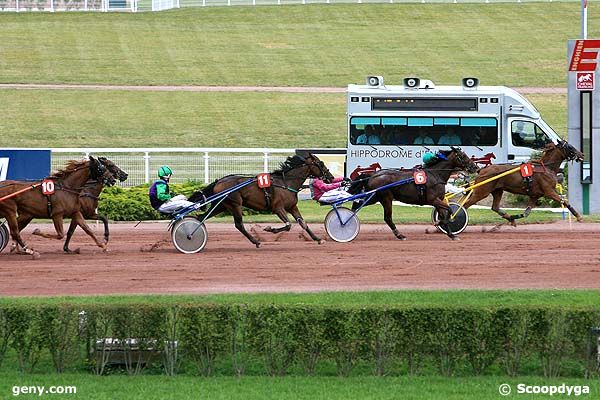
[349, 116, 498, 146]
[511, 121, 552, 149]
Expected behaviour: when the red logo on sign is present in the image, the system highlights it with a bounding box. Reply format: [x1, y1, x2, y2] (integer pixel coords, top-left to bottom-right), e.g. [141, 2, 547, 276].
[520, 163, 533, 178]
[413, 171, 427, 185]
[576, 72, 595, 90]
[41, 179, 55, 195]
[257, 173, 271, 188]
[569, 39, 600, 71]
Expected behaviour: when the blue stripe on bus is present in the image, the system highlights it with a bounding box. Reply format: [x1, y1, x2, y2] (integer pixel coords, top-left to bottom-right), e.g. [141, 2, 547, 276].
[408, 117, 433, 127]
[461, 118, 497, 127]
[351, 117, 381, 125]
[435, 117, 460, 125]
[381, 117, 407, 126]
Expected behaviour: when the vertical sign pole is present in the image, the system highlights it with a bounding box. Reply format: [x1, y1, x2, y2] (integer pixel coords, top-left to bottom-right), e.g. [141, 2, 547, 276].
[582, 0, 588, 40]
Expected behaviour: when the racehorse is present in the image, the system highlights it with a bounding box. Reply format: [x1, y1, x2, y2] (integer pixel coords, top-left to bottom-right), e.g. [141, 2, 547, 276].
[189, 153, 334, 247]
[0, 157, 115, 255]
[26, 157, 128, 253]
[357, 147, 479, 240]
[462, 140, 584, 225]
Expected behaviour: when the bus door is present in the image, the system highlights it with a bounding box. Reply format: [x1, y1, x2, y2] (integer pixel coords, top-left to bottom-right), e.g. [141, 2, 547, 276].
[507, 118, 555, 163]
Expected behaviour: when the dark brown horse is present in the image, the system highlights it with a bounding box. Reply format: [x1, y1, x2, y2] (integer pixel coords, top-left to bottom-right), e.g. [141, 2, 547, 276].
[27, 157, 128, 253]
[189, 153, 334, 247]
[359, 147, 479, 240]
[62, 157, 128, 252]
[462, 140, 584, 225]
[0, 157, 115, 255]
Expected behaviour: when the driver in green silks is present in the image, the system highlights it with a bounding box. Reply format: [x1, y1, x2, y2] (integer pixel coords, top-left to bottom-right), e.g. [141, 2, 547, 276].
[148, 166, 194, 214]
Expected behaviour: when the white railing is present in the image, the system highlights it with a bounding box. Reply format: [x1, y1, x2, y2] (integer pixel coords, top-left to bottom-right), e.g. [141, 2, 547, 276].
[0, 0, 567, 13]
[50, 148, 297, 187]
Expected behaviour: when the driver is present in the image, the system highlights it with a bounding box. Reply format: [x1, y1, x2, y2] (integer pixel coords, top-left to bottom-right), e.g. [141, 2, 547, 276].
[149, 166, 194, 214]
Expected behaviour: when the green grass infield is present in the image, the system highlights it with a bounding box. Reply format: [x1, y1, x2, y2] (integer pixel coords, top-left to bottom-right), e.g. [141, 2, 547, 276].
[2, 289, 599, 307]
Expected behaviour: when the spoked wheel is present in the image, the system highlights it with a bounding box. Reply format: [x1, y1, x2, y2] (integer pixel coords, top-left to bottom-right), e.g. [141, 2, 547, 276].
[0, 221, 8, 253]
[324, 207, 360, 243]
[171, 217, 208, 254]
[431, 202, 469, 235]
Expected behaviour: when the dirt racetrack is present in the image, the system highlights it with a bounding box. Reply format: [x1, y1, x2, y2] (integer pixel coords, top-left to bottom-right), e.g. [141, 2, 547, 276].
[1, 221, 599, 296]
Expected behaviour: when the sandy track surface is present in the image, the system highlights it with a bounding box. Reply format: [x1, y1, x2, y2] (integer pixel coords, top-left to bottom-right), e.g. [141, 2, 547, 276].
[0, 221, 598, 297]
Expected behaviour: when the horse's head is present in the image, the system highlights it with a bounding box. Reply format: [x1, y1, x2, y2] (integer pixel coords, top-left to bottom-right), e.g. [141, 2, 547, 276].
[304, 154, 334, 183]
[89, 156, 116, 186]
[447, 147, 479, 173]
[98, 157, 129, 182]
[555, 140, 584, 162]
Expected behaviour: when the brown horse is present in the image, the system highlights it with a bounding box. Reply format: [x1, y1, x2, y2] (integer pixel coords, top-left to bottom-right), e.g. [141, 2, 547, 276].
[0, 157, 115, 255]
[462, 140, 584, 225]
[189, 153, 334, 247]
[25, 157, 128, 253]
[359, 147, 479, 240]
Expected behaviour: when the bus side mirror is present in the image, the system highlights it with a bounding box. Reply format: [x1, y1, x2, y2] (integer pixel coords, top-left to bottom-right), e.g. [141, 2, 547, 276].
[462, 77, 479, 89]
[403, 77, 420, 89]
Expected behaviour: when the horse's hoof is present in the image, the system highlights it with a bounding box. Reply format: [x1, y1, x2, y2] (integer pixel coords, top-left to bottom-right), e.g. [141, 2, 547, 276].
[263, 226, 272, 232]
[31, 251, 41, 260]
[255, 242, 261, 248]
[317, 239, 325, 245]
[32, 228, 41, 235]
[577, 217, 584, 222]
[396, 235, 407, 241]
[451, 236, 461, 241]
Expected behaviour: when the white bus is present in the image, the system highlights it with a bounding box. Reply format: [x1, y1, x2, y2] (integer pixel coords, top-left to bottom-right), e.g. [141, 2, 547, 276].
[345, 76, 562, 176]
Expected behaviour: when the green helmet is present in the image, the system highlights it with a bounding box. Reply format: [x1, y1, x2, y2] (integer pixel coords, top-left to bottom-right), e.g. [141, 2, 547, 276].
[422, 152, 436, 165]
[158, 166, 172, 179]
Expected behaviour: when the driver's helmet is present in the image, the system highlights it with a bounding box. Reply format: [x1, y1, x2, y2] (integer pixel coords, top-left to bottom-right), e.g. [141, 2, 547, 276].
[158, 166, 173, 179]
[422, 152, 436, 165]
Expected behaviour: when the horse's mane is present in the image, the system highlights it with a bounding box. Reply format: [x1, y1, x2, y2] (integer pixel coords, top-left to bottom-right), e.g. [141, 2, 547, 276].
[49, 159, 89, 179]
[272, 155, 307, 176]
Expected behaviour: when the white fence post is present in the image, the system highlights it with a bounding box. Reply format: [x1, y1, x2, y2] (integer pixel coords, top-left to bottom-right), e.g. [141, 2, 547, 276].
[204, 152, 210, 183]
[144, 152, 150, 183]
[263, 151, 269, 173]
[84, 0, 88, 11]
[50, 0, 54, 12]
[16, 0, 19, 12]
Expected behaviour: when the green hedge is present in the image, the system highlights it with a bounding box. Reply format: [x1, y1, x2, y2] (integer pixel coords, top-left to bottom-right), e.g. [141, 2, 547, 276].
[98, 182, 204, 221]
[0, 304, 599, 377]
[98, 182, 271, 221]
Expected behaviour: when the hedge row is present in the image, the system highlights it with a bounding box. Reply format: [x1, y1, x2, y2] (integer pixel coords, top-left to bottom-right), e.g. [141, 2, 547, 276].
[98, 182, 268, 221]
[1, 304, 599, 377]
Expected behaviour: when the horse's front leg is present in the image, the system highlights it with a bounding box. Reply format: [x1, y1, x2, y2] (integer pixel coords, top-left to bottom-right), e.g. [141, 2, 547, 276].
[432, 198, 458, 240]
[231, 206, 261, 248]
[67, 211, 107, 252]
[263, 208, 292, 234]
[544, 190, 583, 222]
[289, 205, 323, 244]
[380, 194, 405, 240]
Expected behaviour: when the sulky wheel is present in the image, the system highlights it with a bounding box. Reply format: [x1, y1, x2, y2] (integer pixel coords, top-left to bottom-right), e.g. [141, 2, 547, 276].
[431, 202, 469, 235]
[0, 221, 8, 253]
[324, 207, 360, 243]
[171, 217, 208, 254]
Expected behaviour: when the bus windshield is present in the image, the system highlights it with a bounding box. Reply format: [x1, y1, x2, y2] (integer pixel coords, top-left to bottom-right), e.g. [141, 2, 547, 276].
[349, 117, 498, 146]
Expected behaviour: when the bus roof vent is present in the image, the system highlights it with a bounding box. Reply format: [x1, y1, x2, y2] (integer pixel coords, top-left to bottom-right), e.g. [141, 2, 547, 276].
[419, 79, 435, 89]
[366, 76, 385, 88]
[462, 77, 479, 89]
